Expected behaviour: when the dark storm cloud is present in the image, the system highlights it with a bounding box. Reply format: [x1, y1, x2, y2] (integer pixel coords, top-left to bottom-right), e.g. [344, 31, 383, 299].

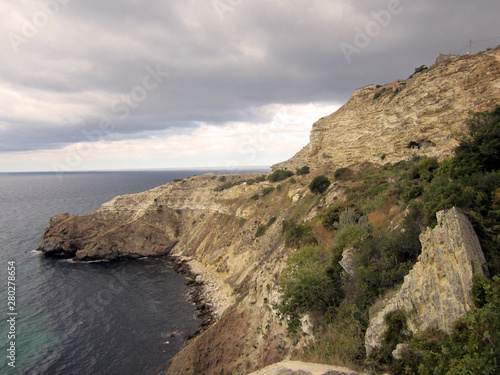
[1, 0, 499, 152]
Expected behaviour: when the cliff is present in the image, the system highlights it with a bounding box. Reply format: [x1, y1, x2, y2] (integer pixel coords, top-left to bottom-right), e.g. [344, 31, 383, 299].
[38, 173, 315, 373]
[37, 49, 500, 374]
[365, 207, 488, 354]
[273, 48, 500, 172]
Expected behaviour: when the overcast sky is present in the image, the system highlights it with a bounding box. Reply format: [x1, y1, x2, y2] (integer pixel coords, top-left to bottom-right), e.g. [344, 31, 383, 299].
[0, 0, 499, 172]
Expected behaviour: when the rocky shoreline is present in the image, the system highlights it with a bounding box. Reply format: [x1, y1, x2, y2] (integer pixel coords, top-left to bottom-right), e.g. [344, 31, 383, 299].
[168, 255, 217, 341]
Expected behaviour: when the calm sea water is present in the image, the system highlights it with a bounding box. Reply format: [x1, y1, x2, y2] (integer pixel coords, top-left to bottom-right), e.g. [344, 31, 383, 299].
[0, 169, 267, 375]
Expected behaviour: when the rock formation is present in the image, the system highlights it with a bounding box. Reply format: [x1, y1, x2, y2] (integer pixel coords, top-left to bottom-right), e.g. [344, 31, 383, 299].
[273, 49, 500, 172]
[365, 207, 487, 354]
[247, 360, 364, 375]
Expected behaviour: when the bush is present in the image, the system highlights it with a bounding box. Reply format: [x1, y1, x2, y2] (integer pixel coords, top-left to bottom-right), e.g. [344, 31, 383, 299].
[375, 310, 412, 365]
[409, 64, 428, 78]
[334, 167, 350, 180]
[282, 220, 317, 248]
[255, 217, 277, 238]
[309, 176, 331, 194]
[451, 105, 500, 177]
[321, 202, 362, 229]
[296, 166, 310, 176]
[214, 181, 236, 192]
[269, 169, 294, 182]
[250, 194, 259, 201]
[354, 204, 424, 311]
[255, 225, 267, 238]
[277, 246, 340, 332]
[262, 186, 275, 196]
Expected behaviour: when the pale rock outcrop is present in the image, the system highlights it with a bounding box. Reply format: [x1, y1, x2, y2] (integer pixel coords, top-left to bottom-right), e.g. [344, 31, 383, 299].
[365, 207, 487, 354]
[273, 49, 500, 172]
[247, 360, 364, 375]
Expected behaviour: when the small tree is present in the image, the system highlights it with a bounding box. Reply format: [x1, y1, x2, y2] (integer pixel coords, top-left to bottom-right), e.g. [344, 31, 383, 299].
[309, 175, 331, 194]
[296, 166, 310, 176]
[269, 169, 294, 182]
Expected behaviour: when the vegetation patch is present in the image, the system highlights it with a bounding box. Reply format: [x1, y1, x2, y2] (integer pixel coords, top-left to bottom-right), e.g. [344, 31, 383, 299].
[269, 169, 294, 182]
[309, 175, 331, 194]
[262, 186, 275, 196]
[278, 107, 500, 372]
[296, 166, 310, 176]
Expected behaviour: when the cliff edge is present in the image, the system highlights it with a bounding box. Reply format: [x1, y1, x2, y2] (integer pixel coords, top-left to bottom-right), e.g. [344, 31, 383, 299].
[273, 48, 500, 172]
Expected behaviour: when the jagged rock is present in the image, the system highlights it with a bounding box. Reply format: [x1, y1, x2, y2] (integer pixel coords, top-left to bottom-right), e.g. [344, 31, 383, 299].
[392, 343, 409, 360]
[273, 49, 500, 172]
[339, 246, 356, 278]
[365, 207, 487, 354]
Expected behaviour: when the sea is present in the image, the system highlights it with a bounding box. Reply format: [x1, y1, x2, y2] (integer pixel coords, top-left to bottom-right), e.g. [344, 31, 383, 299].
[0, 168, 267, 375]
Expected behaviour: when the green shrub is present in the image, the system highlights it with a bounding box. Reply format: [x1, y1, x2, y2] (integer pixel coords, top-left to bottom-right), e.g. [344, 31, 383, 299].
[255, 224, 267, 238]
[321, 202, 362, 229]
[409, 64, 428, 78]
[376, 310, 412, 365]
[256, 175, 267, 183]
[450, 106, 500, 178]
[262, 186, 275, 196]
[250, 194, 259, 201]
[255, 217, 277, 238]
[334, 167, 350, 180]
[282, 220, 317, 248]
[277, 246, 339, 332]
[354, 204, 424, 311]
[214, 181, 237, 192]
[309, 176, 331, 194]
[269, 169, 294, 182]
[296, 166, 310, 176]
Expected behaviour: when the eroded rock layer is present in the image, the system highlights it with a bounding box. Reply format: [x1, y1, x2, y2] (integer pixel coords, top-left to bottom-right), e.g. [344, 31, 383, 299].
[365, 207, 487, 354]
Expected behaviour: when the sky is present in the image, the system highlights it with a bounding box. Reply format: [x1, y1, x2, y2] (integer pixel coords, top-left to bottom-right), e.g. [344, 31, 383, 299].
[0, 0, 499, 173]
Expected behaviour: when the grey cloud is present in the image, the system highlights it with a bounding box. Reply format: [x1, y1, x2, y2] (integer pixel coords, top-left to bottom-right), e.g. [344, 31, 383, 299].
[1, 0, 499, 153]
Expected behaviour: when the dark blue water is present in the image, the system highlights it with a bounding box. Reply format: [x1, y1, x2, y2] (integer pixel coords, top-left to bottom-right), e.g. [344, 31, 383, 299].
[0, 169, 266, 375]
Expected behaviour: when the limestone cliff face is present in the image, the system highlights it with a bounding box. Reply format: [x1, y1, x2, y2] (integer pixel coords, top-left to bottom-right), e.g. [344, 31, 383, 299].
[273, 49, 500, 172]
[365, 207, 487, 354]
[38, 173, 316, 374]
